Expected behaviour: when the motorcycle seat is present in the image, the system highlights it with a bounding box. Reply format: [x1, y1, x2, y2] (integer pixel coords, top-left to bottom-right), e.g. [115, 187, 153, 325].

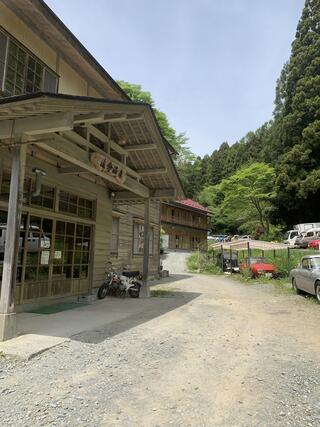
[122, 270, 140, 278]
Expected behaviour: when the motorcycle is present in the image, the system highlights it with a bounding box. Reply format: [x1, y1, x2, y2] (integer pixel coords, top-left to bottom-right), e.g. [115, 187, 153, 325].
[97, 263, 142, 299]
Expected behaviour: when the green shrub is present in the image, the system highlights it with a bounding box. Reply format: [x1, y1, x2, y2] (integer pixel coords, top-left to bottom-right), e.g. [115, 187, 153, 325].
[187, 252, 222, 274]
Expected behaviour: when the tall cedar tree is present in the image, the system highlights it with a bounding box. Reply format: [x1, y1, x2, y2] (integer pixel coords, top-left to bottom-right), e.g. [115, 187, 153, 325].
[273, 0, 320, 225]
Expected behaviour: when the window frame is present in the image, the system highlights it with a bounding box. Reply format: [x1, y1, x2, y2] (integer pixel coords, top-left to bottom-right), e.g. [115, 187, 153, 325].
[0, 27, 59, 96]
[111, 216, 120, 255]
[133, 222, 154, 256]
[58, 190, 95, 220]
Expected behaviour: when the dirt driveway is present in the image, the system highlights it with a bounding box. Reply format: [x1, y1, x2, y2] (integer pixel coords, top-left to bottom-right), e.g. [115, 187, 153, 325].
[0, 274, 320, 426]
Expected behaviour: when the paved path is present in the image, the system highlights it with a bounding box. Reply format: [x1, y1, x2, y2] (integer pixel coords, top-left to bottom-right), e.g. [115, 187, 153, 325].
[161, 250, 192, 273]
[0, 274, 320, 426]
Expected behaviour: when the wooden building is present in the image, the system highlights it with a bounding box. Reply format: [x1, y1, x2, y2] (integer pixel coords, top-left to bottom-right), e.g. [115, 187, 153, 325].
[0, 0, 184, 340]
[161, 199, 211, 251]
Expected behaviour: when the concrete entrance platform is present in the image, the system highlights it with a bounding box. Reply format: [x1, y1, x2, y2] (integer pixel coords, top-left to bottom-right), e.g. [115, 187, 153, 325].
[0, 282, 196, 359]
[0, 334, 69, 360]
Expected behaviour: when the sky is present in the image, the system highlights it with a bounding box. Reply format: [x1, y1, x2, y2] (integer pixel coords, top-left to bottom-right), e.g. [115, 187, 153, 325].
[46, 0, 305, 156]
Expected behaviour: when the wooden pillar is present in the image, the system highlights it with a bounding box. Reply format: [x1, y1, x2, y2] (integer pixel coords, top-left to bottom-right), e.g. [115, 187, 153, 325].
[0, 146, 26, 341]
[141, 198, 150, 297]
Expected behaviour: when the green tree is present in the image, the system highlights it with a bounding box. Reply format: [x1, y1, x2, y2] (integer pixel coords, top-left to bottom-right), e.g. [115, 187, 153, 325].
[117, 80, 194, 161]
[200, 163, 277, 235]
[272, 0, 320, 224]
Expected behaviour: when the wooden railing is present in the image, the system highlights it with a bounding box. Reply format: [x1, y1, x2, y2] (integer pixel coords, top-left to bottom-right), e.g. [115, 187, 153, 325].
[161, 215, 210, 230]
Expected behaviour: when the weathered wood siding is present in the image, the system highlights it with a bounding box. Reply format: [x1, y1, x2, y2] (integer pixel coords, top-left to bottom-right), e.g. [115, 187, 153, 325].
[110, 201, 160, 279]
[0, 150, 112, 299]
[92, 195, 112, 289]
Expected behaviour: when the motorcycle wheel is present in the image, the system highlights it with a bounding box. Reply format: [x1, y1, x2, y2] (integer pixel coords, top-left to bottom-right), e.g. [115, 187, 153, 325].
[97, 283, 110, 299]
[128, 287, 140, 298]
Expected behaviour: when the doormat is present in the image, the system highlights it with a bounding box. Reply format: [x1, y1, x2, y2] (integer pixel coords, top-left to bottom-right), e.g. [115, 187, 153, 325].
[27, 302, 88, 315]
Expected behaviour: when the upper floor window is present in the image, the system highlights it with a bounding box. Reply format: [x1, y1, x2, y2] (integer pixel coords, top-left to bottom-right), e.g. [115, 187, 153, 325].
[59, 191, 95, 219]
[0, 29, 58, 97]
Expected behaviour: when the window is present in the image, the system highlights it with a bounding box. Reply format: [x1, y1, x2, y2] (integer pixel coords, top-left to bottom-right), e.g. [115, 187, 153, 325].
[149, 228, 154, 255]
[111, 217, 119, 254]
[59, 191, 94, 219]
[53, 221, 91, 280]
[0, 29, 58, 96]
[24, 216, 53, 283]
[30, 183, 55, 210]
[133, 223, 144, 255]
[175, 234, 180, 249]
[301, 259, 309, 270]
[133, 222, 154, 255]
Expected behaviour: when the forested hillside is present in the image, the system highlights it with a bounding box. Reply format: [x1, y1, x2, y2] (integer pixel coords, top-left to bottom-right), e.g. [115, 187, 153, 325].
[181, 0, 320, 234]
[119, 0, 320, 236]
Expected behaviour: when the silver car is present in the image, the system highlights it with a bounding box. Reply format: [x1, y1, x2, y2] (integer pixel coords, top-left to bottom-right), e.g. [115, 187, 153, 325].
[290, 255, 320, 303]
[295, 229, 320, 249]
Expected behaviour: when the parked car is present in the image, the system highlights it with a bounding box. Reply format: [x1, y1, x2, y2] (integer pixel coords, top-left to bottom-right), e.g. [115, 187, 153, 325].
[283, 229, 300, 246]
[309, 239, 320, 250]
[290, 255, 320, 303]
[0, 224, 50, 253]
[295, 228, 320, 249]
[239, 256, 277, 278]
[216, 252, 239, 273]
[239, 235, 251, 240]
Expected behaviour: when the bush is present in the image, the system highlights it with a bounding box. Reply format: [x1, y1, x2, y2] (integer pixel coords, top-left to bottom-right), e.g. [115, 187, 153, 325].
[187, 252, 222, 274]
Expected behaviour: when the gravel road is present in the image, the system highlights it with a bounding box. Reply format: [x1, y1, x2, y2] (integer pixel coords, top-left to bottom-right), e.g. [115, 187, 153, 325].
[0, 274, 319, 427]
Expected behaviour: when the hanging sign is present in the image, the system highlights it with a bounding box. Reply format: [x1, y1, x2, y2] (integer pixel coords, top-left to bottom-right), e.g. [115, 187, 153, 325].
[91, 152, 126, 184]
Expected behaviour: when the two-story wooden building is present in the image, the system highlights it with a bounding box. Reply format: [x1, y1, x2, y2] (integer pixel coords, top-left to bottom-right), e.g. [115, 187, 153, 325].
[0, 0, 184, 340]
[161, 199, 211, 251]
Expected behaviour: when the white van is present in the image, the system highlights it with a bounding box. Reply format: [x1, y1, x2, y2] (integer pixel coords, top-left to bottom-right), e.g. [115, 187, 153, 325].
[283, 230, 300, 246]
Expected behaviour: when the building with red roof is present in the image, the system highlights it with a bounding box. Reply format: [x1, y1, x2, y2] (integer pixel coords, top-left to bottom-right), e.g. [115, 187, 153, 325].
[161, 199, 212, 251]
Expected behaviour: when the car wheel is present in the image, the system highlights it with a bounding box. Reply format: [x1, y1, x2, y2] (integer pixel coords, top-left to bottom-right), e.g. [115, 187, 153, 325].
[292, 278, 301, 295]
[315, 281, 320, 304]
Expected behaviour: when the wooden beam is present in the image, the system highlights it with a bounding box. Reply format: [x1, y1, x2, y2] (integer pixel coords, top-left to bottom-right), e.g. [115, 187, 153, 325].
[124, 143, 157, 152]
[136, 168, 167, 175]
[36, 137, 150, 198]
[62, 130, 141, 181]
[0, 146, 26, 340]
[103, 113, 144, 122]
[0, 112, 74, 139]
[153, 188, 176, 198]
[103, 114, 126, 122]
[74, 113, 105, 125]
[141, 198, 150, 297]
[86, 124, 128, 157]
[58, 167, 90, 175]
[114, 188, 176, 201]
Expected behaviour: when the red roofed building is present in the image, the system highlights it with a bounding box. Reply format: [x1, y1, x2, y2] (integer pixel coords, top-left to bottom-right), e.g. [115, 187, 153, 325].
[161, 200, 212, 251]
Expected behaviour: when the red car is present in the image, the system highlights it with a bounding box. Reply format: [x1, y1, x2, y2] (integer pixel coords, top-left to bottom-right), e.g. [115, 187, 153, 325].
[308, 239, 320, 250]
[240, 257, 277, 278]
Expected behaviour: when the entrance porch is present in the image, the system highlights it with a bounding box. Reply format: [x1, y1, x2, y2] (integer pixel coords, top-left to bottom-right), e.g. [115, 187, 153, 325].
[0, 92, 184, 341]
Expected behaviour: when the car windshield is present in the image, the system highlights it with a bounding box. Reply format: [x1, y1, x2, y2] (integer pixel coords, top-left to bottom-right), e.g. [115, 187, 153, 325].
[310, 258, 320, 269]
[248, 257, 266, 264]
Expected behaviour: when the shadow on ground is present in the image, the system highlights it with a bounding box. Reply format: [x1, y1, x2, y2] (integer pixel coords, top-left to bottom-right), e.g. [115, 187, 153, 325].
[71, 290, 200, 344]
[151, 274, 193, 285]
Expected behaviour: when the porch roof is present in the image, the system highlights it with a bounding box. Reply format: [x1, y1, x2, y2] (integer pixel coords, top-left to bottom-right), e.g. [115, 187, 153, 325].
[0, 92, 185, 201]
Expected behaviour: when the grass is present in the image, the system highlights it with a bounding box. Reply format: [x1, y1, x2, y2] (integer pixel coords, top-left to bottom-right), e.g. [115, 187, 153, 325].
[150, 288, 176, 297]
[187, 248, 320, 303]
[187, 248, 319, 279]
